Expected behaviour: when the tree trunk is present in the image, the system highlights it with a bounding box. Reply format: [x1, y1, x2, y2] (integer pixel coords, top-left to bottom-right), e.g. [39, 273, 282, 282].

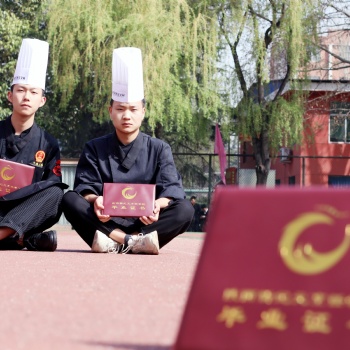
[154, 122, 164, 139]
[252, 129, 271, 186]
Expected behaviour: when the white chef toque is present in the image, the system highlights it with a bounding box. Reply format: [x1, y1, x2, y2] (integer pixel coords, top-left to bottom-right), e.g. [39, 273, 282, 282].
[11, 38, 49, 91]
[112, 47, 144, 103]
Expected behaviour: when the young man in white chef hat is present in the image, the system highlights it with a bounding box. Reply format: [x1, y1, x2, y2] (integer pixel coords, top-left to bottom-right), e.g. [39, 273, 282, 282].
[62, 47, 194, 254]
[0, 38, 68, 251]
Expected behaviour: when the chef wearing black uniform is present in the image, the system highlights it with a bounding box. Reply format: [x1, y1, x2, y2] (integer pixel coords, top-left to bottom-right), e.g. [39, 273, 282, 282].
[62, 47, 194, 254]
[0, 38, 68, 251]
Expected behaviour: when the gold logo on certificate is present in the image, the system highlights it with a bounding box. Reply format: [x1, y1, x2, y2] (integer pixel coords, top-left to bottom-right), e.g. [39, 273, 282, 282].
[279, 206, 350, 275]
[121, 187, 137, 200]
[1, 165, 15, 181]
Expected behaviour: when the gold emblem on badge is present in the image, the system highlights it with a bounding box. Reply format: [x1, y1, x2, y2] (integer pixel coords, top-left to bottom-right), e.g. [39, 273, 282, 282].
[35, 150, 45, 164]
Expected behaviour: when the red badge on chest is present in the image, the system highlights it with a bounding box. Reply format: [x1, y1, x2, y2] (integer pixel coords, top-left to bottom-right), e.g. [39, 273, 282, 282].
[53, 159, 61, 177]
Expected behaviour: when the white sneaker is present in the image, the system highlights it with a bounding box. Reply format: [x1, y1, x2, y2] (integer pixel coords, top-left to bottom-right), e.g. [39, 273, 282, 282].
[91, 230, 122, 253]
[125, 231, 160, 255]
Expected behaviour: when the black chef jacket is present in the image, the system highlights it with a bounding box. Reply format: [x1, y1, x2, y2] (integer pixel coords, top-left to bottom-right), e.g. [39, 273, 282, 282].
[0, 116, 68, 201]
[74, 132, 185, 200]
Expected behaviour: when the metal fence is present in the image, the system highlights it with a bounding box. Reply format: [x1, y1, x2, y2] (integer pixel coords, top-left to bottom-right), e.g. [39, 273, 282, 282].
[172, 153, 350, 201]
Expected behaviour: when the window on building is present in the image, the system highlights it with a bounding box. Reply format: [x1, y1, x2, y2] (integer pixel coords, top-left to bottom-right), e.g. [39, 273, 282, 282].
[310, 49, 321, 62]
[288, 176, 296, 185]
[307, 45, 321, 62]
[329, 102, 350, 143]
[342, 45, 350, 61]
[335, 45, 350, 62]
[329, 176, 350, 187]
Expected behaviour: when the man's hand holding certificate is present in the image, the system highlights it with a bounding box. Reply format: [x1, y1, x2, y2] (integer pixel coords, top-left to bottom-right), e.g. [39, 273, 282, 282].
[103, 183, 156, 217]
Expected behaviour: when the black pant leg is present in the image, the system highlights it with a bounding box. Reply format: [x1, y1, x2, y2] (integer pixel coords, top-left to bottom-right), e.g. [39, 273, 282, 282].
[62, 191, 102, 247]
[0, 186, 64, 242]
[62, 191, 125, 247]
[23, 186, 64, 237]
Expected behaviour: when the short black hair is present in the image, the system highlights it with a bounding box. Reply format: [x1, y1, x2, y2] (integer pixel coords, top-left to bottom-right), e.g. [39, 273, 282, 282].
[190, 196, 197, 200]
[110, 98, 146, 107]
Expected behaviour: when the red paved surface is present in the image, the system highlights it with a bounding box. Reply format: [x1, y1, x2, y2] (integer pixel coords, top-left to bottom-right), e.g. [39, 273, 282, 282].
[0, 227, 204, 350]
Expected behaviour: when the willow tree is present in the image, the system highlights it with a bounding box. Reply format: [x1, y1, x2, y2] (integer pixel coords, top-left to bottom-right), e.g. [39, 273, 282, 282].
[199, 0, 321, 184]
[45, 0, 220, 149]
[0, 1, 45, 118]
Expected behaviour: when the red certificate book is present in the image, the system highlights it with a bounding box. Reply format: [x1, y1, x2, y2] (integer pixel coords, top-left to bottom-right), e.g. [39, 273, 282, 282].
[103, 183, 155, 217]
[0, 159, 35, 195]
[174, 187, 350, 350]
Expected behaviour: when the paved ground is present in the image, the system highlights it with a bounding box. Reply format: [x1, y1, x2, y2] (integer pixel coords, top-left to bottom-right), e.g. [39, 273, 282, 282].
[0, 227, 204, 350]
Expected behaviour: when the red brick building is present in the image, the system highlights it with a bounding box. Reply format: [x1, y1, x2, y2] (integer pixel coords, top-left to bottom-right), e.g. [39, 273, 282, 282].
[238, 80, 350, 187]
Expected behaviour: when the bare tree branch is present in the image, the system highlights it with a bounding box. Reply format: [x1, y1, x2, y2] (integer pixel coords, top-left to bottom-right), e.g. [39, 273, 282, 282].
[219, 10, 248, 95]
[329, 4, 350, 18]
[248, 5, 272, 24]
[316, 42, 350, 64]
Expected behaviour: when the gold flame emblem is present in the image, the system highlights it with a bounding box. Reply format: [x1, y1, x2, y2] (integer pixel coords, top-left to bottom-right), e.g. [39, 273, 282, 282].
[279, 206, 350, 275]
[121, 187, 137, 200]
[1, 166, 15, 181]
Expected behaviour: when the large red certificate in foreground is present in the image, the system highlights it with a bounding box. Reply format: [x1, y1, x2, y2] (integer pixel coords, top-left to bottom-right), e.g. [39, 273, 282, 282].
[103, 183, 155, 217]
[174, 186, 350, 350]
[0, 159, 35, 195]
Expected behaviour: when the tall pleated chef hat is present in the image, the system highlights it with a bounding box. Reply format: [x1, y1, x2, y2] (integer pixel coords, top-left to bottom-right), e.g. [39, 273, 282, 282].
[112, 47, 144, 102]
[12, 38, 49, 91]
